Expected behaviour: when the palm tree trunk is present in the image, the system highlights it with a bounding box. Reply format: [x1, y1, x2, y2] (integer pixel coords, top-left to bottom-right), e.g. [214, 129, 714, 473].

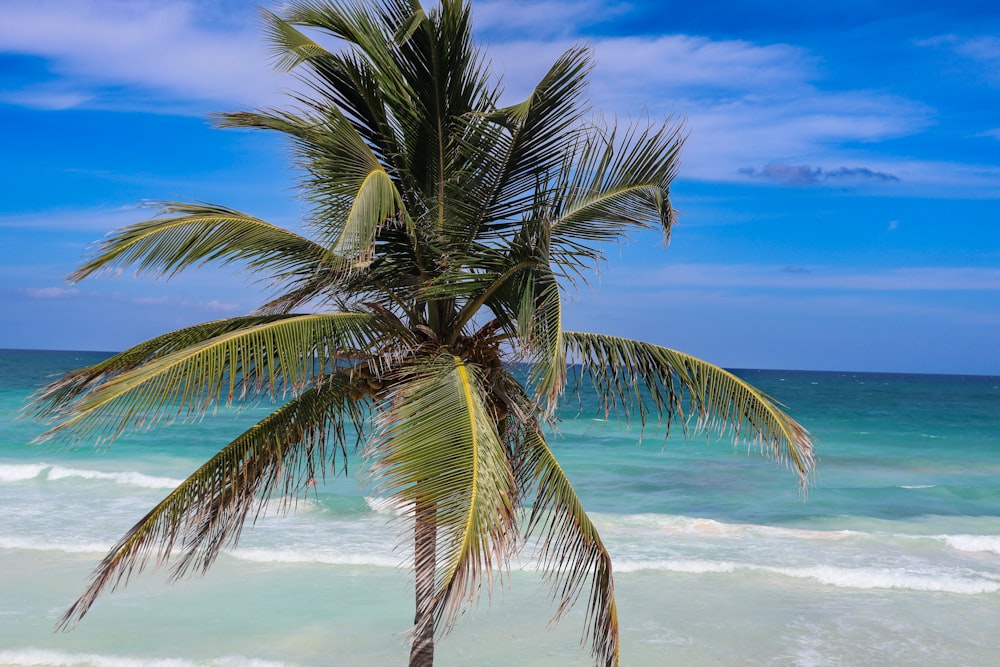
[409, 499, 436, 667]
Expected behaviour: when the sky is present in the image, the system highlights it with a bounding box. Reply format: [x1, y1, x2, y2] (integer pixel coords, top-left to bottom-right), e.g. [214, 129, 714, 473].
[1, 0, 998, 375]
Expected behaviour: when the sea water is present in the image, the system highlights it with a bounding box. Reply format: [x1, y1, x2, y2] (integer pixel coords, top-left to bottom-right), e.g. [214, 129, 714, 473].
[1, 349, 998, 666]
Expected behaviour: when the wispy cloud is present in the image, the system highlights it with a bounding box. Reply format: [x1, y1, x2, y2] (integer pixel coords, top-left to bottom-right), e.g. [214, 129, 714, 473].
[22, 286, 79, 298]
[1, 87, 93, 110]
[475, 0, 627, 39]
[486, 31, 936, 189]
[487, 33, 814, 103]
[0, 0, 284, 110]
[1, 1, 994, 195]
[916, 33, 1000, 84]
[129, 294, 242, 311]
[18, 284, 241, 311]
[954, 35, 1000, 65]
[0, 206, 148, 232]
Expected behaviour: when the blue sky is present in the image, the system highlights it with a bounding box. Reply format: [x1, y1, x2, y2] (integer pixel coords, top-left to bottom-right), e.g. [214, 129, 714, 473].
[1, 0, 998, 375]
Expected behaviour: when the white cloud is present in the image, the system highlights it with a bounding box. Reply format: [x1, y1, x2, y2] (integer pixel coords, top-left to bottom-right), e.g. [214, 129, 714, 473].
[0, 206, 148, 232]
[1, 1, 992, 194]
[917, 33, 1000, 84]
[487, 34, 812, 103]
[0, 0, 285, 110]
[486, 32, 939, 189]
[130, 294, 242, 311]
[23, 286, 79, 298]
[591, 35, 813, 94]
[475, 0, 626, 39]
[953, 35, 1000, 65]
[0, 88, 93, 110]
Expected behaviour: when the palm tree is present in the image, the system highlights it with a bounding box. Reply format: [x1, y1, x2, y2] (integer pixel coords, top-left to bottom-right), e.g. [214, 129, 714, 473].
[29, 1, 814, 666]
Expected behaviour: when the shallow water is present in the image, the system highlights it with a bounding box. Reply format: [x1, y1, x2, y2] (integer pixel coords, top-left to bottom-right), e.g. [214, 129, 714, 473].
[1, 350, 998, 665]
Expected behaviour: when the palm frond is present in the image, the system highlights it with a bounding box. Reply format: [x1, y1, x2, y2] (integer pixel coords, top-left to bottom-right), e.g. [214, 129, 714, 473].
[546, 119, 685, 278]
[37, 313, 398, 445]
[261, 28, 404, 177]
[27, 316, 292, 419]
[520, 265, 565, 417]
[391, 1, 426, 46]
[367, 353, 516, 632]
[474, 45, 593, 229]
[282, 0, 418, 124]
[449, 219, 565, 414]
[69, 203, 326, 284]
[219, 107, 414, 262]
[564, 332, 814, 486]
[260, 7, 336, 72]
[57, 374, 366, 629]
[522, 423, 619, 667]
[336, 165, 409, 261]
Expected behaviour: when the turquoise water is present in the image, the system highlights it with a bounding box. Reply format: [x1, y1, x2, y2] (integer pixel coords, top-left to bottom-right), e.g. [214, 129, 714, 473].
[1, 349, 999, 666]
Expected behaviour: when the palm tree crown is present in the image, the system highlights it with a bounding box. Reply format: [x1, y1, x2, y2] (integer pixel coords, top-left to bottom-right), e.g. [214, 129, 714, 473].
[29, 2, 814, 666]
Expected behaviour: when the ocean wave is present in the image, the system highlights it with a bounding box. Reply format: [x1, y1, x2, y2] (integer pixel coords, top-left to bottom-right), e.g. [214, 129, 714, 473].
[600, 513, 856, 542]
[0, 536, 110, 554]
[0, 649, 291, 667]
[228, 548, 400, 569]
[615, 559, 739, 574]
[0, 463, 181, 489]
[764, 564, 1000, 594]
[0, 463, 50, 482]
[615, 558, 1000, 594]
[939, 534, 1000, 555]
[364, 496, 411, 516]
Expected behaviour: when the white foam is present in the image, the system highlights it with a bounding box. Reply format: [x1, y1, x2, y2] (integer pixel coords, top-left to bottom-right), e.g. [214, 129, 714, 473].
[45, 465, 182, 489]
[364, 496, 411, 516]
[229, 548, 400, 569]
[603, 513, 855, 542]
[0, 536, 110, 554]
[940, 534, 1000, 555]
[0, 462, 183, 489]
[763, 564, 1000, 594]
[0, 463, 49, 482]
[615, 559, 739, 574]
[614, 557, 1000, 594]
[899, 484, 936, 489]
[0, 649, 290, 667]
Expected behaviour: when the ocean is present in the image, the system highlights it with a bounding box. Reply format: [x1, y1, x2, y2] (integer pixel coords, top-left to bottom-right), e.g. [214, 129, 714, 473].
[1, 349, 998, 666]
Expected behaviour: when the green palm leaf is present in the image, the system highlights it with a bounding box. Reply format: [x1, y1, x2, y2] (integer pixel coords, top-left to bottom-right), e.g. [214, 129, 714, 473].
[368, 354, 517, 630]
[260, 7, 336, 72]
[337, 165, 409, 261]
[69, 202, 326, 283]
[219, 107, 413, 264]
[547, 120, 684, 278]
[474, 45, 593, 230]
[27, 316, 290, 419]
[564, 332, 814, 485]
[57, 374, 365, 629]
[38, 313, 395, 444]
[525, 271, 566, 415]
[522, 422, 618, 667]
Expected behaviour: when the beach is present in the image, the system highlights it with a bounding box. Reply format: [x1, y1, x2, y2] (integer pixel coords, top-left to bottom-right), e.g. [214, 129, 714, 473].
[2, 349, 999, 665]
